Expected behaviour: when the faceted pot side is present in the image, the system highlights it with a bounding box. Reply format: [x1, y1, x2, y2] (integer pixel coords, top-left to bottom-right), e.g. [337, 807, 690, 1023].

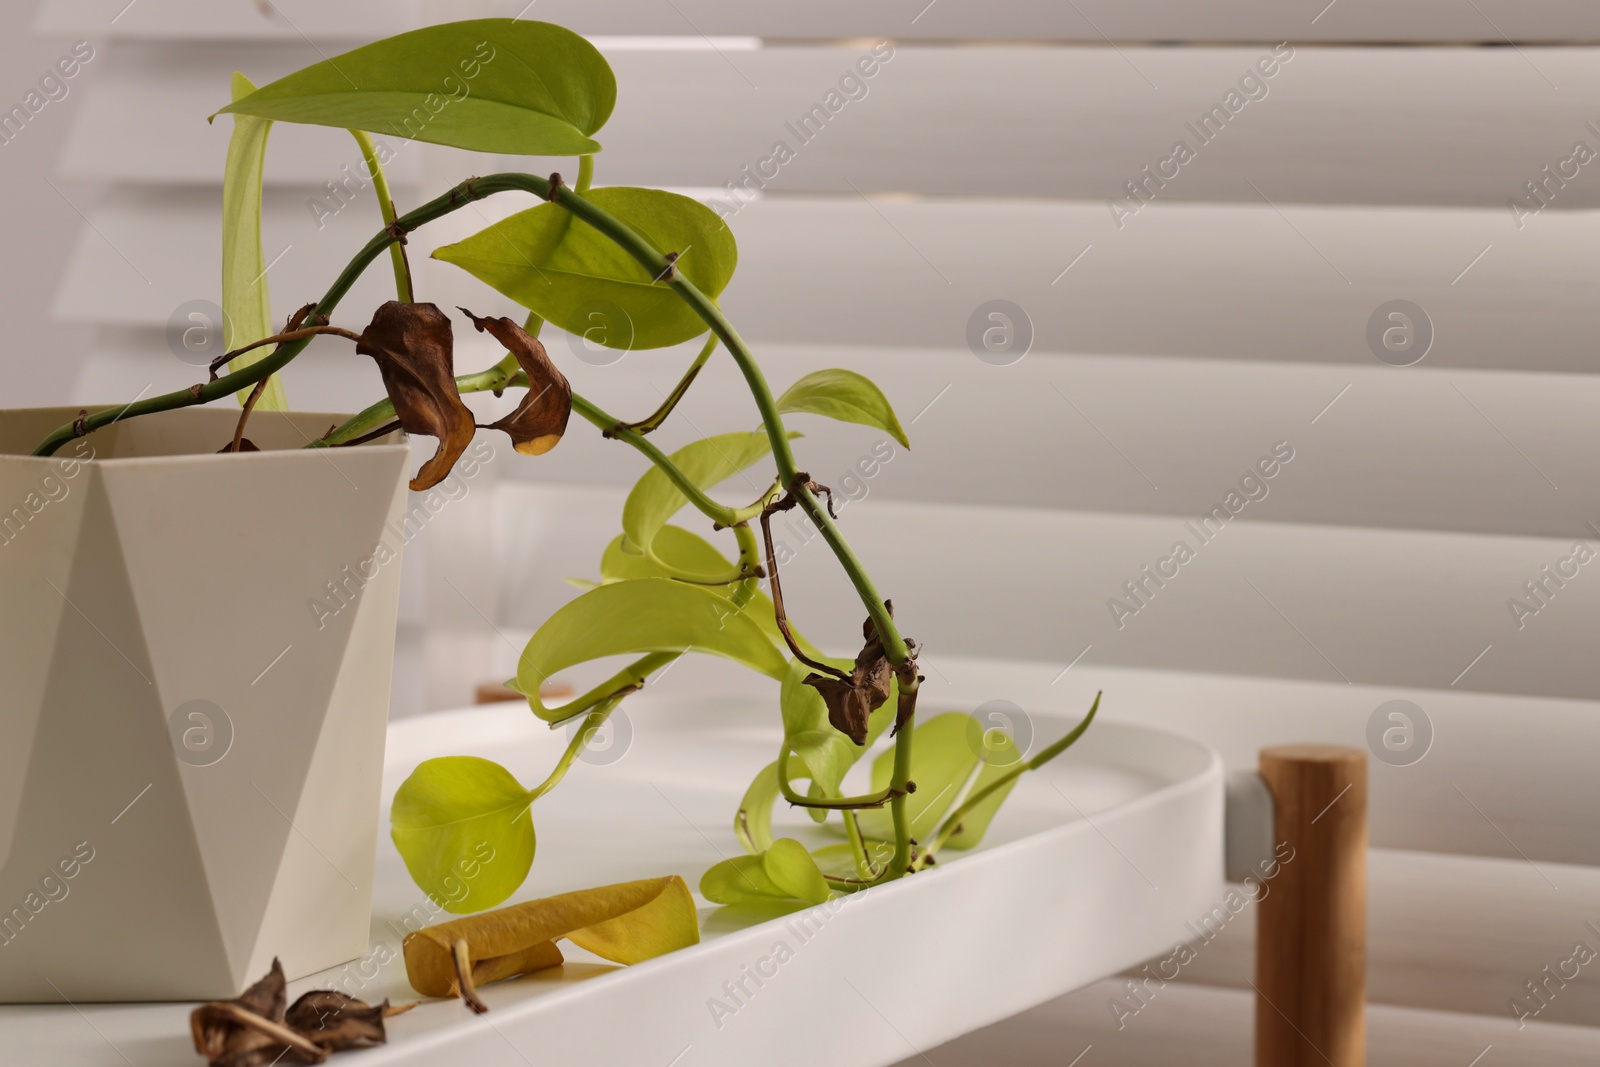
[0, 407, 410, 1002]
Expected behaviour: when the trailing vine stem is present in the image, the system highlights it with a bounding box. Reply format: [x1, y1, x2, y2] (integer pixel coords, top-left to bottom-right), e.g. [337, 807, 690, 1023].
[30, 170, 922, 879]
[30, 175, 530, 458]
[912, 693, 1102, 871]
[525, 692, 624, 803]
[34, 172, 905, 653]
[609, 332, 716, 436]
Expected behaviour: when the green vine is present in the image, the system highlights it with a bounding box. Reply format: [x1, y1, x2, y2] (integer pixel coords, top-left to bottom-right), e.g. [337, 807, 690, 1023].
[42, 19, 1099, 913]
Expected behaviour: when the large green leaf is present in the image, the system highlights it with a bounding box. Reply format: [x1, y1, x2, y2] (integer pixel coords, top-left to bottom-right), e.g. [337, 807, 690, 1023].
[513, 578, 789, 706]
[598, 525, 822, 660]
[777, 369, 908, 449]
[218, 20, 615, 156]
[220, 72, 286, 410]
[390, 756, 534, 914]
[857, 713, 982, 843]
[780, 658, 894, 800]
[620, 432, 791, 569]
[434, 186, 737, 349]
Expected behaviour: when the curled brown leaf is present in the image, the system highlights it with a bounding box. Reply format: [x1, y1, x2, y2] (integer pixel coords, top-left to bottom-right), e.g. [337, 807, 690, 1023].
[804, 613, 894, 745]
[188, 959, 390, 1067]
[284, 990, 390, 1053]
[356, 301, 475, 491]
[460, 308, 572, 457]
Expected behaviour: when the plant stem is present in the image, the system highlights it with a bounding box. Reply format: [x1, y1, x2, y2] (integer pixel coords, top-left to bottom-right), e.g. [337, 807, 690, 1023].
[575, 154, 594, 194]
[776, 746, 895, 810]
[890, 718, 917, 862]
[614, 333, 715, 435]
[572, 395, 742, 528]
[33, 167, 927, 883]
[539, 178, 910, 664]
[527, 694, 621, 802]
[31, 175, 521, 457]
[918, 692, 1102, 866]
[842, 810, 875, 881]
[229, 376, 269, 452]
[37, 172, 907, 667]
[351, 128, 412, 302]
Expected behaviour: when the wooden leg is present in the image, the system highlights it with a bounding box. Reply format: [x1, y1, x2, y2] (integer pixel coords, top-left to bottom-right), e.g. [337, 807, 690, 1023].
[1255, 745, 1367, 1067]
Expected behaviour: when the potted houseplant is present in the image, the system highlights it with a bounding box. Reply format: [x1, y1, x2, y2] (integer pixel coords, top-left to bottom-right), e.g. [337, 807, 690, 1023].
[1, 18, 1097, 1005]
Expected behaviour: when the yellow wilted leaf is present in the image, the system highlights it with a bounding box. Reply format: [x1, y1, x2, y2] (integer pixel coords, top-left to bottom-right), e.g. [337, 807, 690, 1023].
[403, 875, 699, 1002]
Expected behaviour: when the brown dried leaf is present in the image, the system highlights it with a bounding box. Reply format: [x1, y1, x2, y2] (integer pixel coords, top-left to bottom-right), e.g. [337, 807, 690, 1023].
[189, 959, 389, 1067]
[189, 959, 314, 1067]
[284, 991, 389, 1053]
[804, 613, 893, 745]
[356, 301, 475, 491]
[461, 308, 572, 457]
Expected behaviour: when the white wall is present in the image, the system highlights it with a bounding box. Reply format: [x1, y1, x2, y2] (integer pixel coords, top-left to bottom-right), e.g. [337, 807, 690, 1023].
[0, 20, 91, 406]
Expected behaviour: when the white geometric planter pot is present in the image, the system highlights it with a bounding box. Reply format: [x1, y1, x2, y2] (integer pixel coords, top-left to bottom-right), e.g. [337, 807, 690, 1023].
[0, 406, 410, 1002]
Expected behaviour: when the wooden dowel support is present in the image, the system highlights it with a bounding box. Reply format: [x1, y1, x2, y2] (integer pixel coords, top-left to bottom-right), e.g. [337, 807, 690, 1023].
[1255, 745, 1367, 1067]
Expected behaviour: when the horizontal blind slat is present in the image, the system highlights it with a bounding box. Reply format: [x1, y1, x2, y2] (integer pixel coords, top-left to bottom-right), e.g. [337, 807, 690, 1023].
[39, 0, 1600, 44]
[60, 43, 1600, 211]
[53, 191, 1600, 373]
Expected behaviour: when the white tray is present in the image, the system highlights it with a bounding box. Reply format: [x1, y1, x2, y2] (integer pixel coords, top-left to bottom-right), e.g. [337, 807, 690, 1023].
[3, 693, 1225, 1066]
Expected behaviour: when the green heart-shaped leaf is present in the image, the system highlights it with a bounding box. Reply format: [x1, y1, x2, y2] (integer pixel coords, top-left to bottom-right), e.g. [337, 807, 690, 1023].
[700, 839, 829, 906]
[776, 369, 908, 449]
[513, 578, 789, 718]
[598, 526, 822, 661]
[620, 432, 793, 570]
[390, 756, 534, 914]
[434, 186, 737, 349]
[762, 839, 831, 904]
[219, 20, 615, 156]
[700, 854, 783, 905]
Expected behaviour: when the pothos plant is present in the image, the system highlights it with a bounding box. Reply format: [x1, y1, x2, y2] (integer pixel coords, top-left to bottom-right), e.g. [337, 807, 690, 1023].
[32, 19, 1097, 915]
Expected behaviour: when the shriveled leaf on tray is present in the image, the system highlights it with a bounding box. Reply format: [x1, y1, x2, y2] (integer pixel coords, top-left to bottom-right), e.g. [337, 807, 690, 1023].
[189, 958, 394, 1066]
[404, 875, 699, 1012]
